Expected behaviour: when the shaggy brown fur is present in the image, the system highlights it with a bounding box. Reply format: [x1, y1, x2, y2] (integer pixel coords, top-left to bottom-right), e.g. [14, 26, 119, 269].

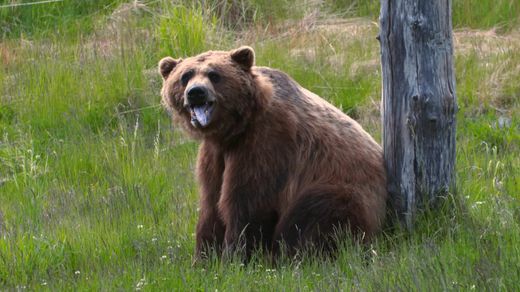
[159, 46, 387, 260]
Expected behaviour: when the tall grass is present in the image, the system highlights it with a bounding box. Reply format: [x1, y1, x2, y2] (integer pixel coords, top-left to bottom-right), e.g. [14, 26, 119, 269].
[2, 0, 519, 39]
[155, 3, 220, 58]
[1, 0, 519, 289]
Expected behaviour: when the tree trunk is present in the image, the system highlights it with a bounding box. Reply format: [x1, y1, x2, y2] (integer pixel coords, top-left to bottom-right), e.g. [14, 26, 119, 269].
[379, 0, 457, 228]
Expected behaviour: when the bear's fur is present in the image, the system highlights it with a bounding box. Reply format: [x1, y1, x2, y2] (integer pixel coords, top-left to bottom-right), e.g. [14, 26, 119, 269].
[159, 46, 387, 259]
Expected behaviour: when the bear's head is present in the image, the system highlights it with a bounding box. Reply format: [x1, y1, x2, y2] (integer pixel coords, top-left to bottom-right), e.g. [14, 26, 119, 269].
[159, 46, 269, 141]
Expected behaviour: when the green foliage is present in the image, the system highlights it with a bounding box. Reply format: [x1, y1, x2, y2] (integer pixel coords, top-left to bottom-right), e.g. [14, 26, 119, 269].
[155, 3, 218, 58]
[453, 0, 520, 31]
[0, 0, 129, 39]
[1, 0, 519, 290]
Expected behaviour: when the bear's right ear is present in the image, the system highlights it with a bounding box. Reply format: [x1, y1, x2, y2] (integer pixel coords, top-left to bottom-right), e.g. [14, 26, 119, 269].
[158, 57, 182, 80]
[230, 46, 255, 70]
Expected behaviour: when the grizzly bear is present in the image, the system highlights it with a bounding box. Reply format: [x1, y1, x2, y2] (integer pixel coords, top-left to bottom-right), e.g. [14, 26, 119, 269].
[159, 46, 387, 259]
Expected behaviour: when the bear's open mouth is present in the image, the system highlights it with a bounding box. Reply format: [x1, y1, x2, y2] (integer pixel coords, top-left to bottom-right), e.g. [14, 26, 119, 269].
[190, 101, 214, 128]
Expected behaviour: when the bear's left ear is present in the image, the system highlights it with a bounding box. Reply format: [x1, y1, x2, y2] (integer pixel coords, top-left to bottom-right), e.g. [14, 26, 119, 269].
[230, 46, 255, 70]
[158, 57, 182, 80]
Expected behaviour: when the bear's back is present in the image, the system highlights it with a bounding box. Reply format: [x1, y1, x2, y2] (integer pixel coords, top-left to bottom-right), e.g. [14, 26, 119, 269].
[253, 66, 382, 161]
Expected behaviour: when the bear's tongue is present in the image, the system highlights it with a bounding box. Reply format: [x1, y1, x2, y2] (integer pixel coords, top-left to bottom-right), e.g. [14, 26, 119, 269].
[192, 104, 211, 127]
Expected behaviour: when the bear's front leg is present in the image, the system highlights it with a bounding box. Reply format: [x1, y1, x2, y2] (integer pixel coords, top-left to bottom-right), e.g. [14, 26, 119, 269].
[219, 169, 282, 260]
[221, 206, 278, 261]
[218, 135, 291, 260]
[194, 142, 225, 261]
[195, 209, 225, 260]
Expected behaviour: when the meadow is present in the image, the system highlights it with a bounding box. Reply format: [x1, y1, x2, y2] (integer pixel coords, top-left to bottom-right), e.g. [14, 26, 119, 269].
[0, 0, 519, 290]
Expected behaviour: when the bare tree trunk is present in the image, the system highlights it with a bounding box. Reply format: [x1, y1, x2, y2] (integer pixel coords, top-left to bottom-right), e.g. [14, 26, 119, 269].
[379, 0, 458, 228]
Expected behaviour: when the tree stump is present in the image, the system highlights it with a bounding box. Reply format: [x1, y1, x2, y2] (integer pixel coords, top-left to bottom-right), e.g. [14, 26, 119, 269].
[379, 0, 458, 228]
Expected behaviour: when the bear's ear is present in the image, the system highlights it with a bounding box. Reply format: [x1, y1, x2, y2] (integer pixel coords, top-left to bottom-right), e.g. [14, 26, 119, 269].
[230, 46, 255, 70]
[158, 57, 182, 79]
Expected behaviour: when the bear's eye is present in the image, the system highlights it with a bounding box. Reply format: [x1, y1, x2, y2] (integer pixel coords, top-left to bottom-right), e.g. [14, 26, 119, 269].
[207, 71, 221, 84]
[181, 70, 194, 86]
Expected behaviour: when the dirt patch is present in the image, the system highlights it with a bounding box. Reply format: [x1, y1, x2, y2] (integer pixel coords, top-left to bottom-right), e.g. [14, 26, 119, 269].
[454, 28, 520, 57]
[454, 29, 520, 112]
[0, 209, 4, 236]
[0, 43, 14, 66]
[314, 17, 378, 37]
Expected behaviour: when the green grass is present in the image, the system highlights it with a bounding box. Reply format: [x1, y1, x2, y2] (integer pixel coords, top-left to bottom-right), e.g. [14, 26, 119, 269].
[1, 0, 519, 290]
[326, 0, 520, 31]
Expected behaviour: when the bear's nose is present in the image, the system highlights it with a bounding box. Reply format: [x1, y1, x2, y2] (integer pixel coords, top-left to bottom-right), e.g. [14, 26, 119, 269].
[186, 86, 208, 106]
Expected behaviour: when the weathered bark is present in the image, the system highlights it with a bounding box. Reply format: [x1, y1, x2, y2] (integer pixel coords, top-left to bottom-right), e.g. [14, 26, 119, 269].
[379, 0, 457, 228]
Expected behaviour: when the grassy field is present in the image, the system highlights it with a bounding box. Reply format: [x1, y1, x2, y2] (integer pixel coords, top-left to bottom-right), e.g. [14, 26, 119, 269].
[1, 0, 519, 290]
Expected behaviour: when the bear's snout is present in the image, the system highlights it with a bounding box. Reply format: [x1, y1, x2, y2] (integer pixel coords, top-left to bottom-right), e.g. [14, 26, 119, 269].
[186, 85, 209, 106]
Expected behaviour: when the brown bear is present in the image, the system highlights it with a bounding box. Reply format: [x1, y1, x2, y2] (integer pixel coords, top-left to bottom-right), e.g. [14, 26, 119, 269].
[159, 46, 387, 259]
